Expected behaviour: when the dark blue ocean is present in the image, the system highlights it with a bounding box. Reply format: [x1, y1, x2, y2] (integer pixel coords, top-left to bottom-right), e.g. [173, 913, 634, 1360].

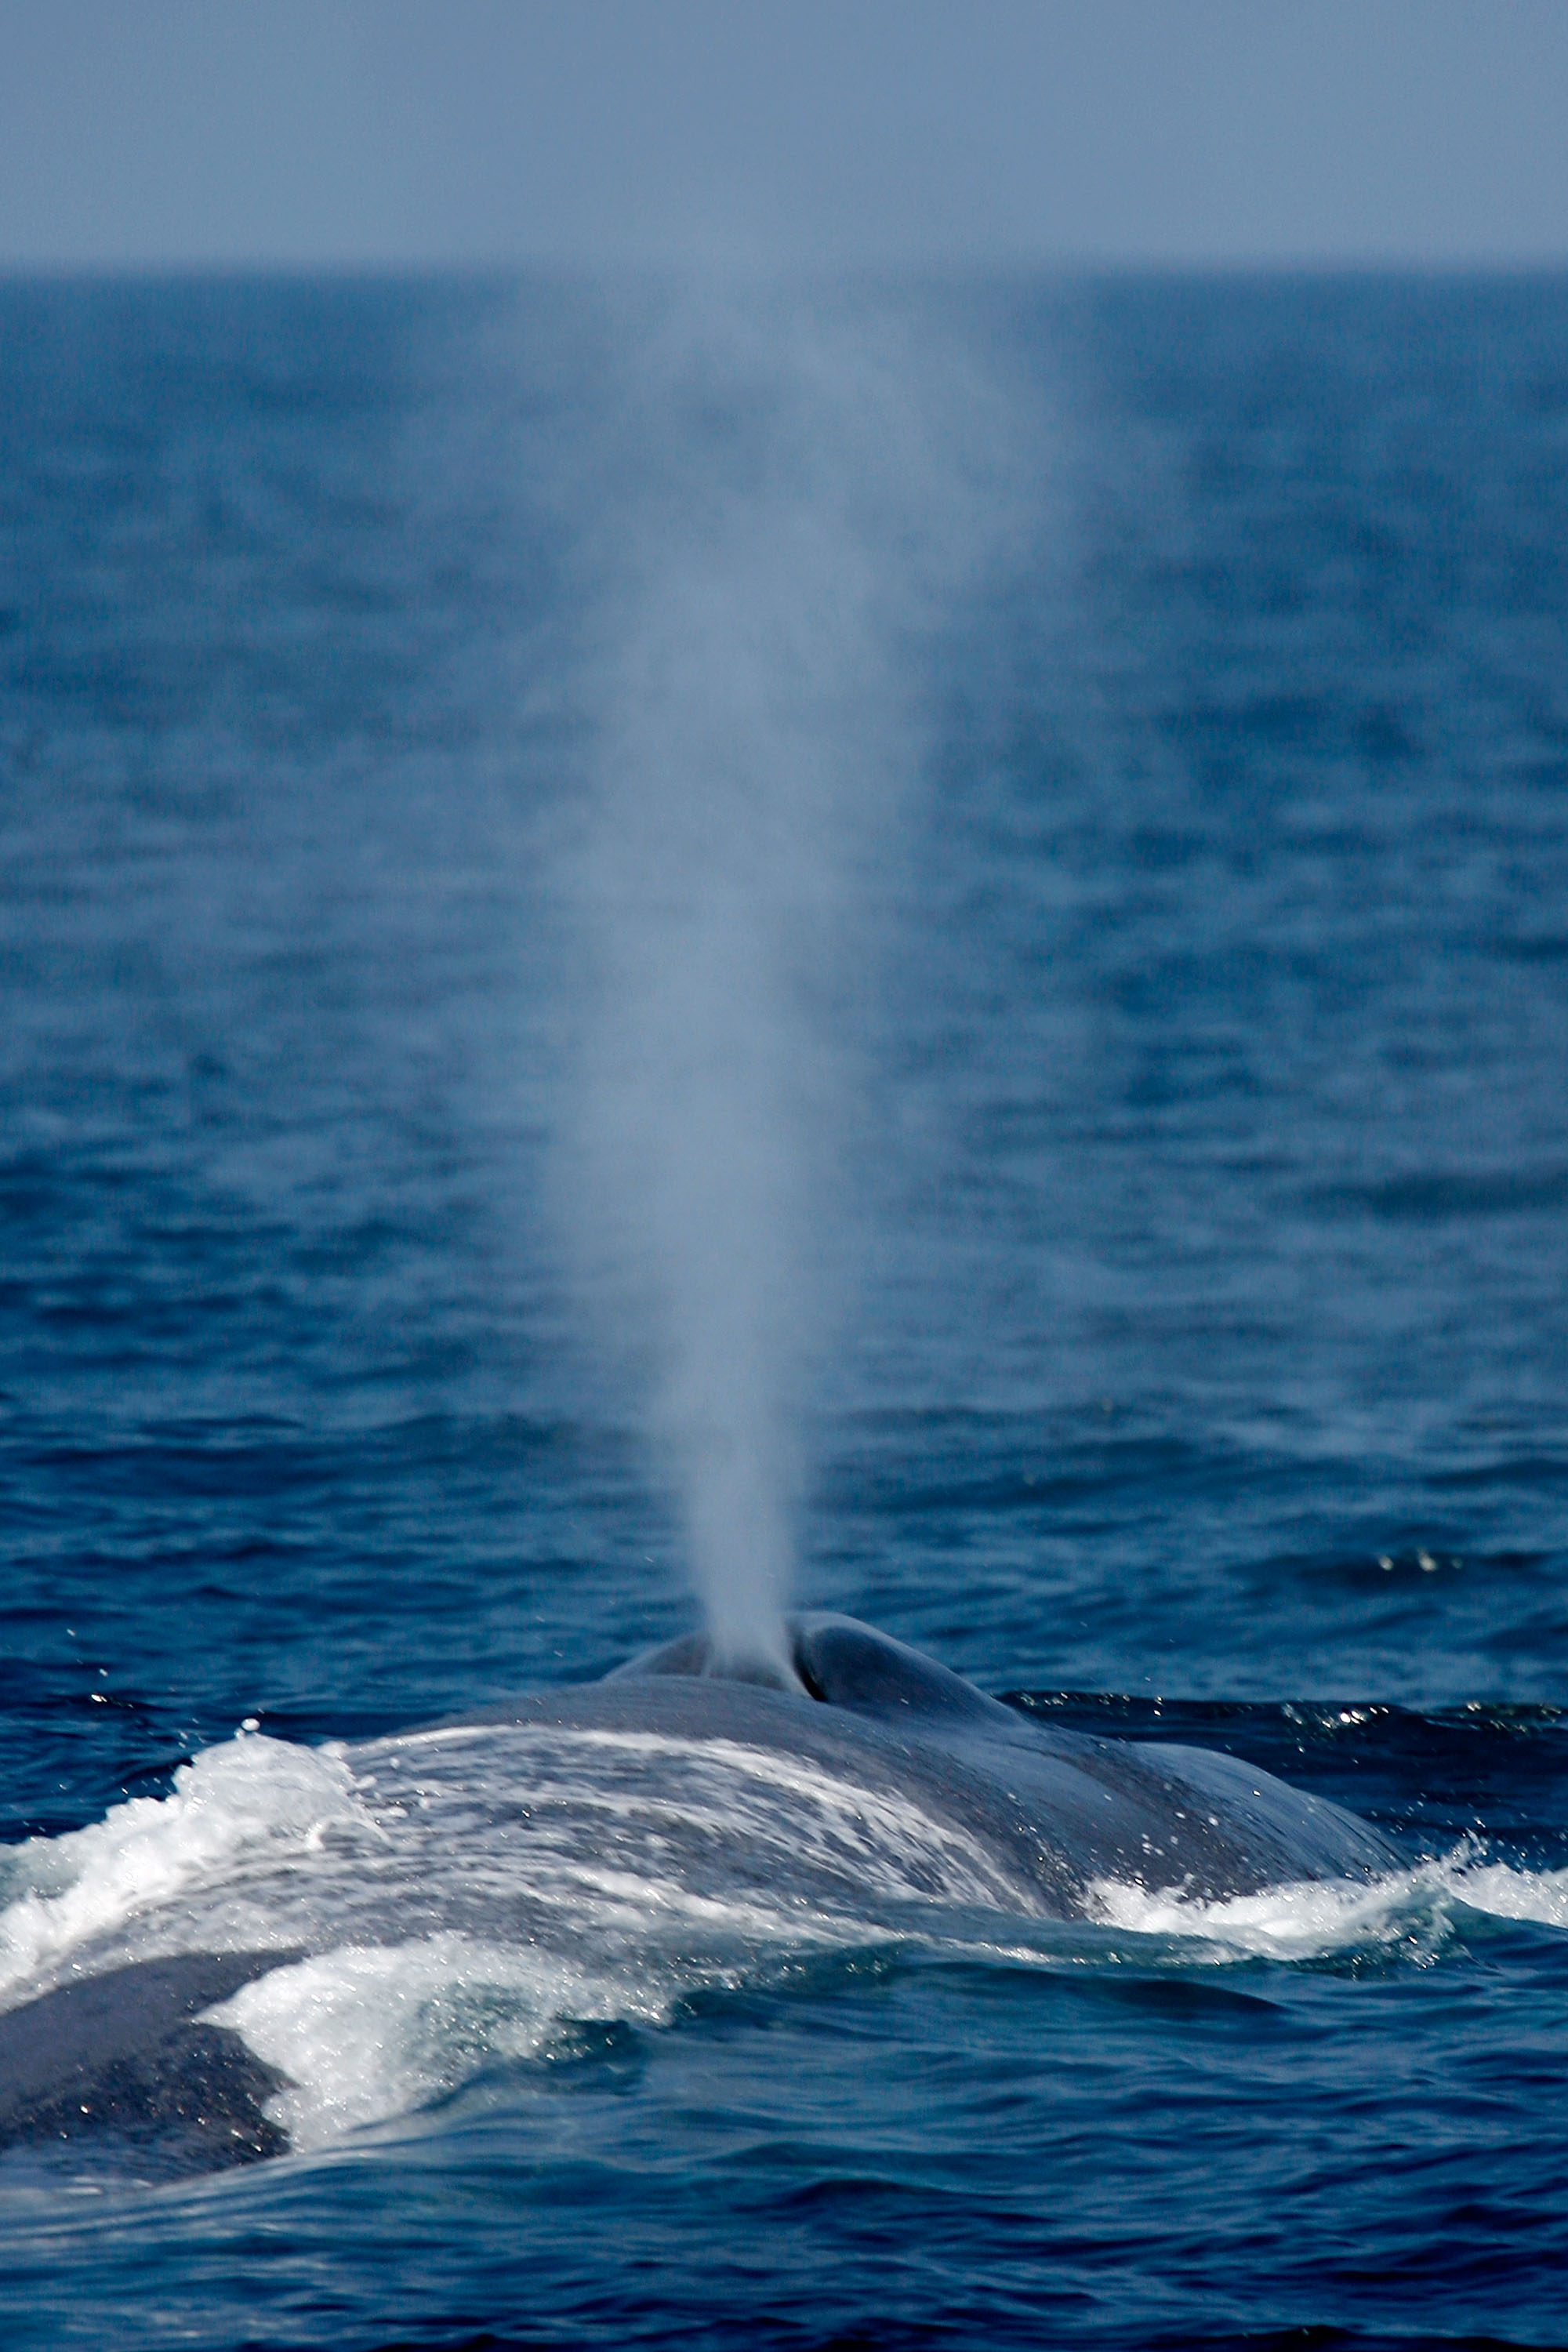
[3, 272, 1568, 2350]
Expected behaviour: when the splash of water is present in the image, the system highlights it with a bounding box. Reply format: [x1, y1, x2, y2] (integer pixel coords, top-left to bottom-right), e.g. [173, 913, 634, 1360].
[558, 281, 1004, 1671]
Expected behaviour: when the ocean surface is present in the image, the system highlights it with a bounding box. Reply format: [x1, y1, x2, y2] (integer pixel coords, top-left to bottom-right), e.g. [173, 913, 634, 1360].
[2, 270, 1568, 2349]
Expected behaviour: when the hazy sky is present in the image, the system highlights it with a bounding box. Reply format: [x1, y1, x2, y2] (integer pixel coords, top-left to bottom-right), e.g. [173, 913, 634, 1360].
[2, 0, 1566, 270]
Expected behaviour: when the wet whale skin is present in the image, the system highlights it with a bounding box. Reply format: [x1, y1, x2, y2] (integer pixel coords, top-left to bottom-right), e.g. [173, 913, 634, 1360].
[604, 1612, 1400, 1907]
[0, 1617, 1397, 2169]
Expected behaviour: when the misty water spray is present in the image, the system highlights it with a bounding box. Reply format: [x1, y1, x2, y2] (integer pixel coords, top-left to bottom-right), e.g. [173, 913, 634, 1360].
[560, 283, 1000, 1671]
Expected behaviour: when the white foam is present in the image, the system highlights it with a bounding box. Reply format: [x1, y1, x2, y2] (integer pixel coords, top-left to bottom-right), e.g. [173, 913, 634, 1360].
[204, 1933, 666, 2152]
[1439, 1856, 1568, 1929]
[0, 1733, 367, 2001]
[1085, 1847, 1568, 1959]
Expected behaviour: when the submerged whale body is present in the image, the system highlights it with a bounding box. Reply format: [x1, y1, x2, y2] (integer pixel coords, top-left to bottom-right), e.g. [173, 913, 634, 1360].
[0, 1617, 1397, 2173]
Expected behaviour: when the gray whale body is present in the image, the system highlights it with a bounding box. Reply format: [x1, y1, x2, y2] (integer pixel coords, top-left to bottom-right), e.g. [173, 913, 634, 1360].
[0, 1617, 1398, 2172]
[599, 1613, 1399, 1907]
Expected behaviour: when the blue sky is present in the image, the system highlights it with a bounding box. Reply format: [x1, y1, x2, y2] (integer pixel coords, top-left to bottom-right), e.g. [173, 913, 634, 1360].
[2, 0, 1566, 269]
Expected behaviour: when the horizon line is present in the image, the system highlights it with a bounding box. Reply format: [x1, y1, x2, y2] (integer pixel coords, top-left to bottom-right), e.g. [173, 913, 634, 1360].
[3, 252, 1568, 283]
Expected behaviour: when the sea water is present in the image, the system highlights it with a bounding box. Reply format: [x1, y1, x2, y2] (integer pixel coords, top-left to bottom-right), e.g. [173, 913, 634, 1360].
[2, 272, 1567, 2348]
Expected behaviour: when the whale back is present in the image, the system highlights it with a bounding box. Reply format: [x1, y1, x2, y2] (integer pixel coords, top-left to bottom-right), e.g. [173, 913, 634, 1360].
[0, 1619, 1399, 2175]
[613, 1612, 1401, 1896]
[0, 1951, 299, 2174]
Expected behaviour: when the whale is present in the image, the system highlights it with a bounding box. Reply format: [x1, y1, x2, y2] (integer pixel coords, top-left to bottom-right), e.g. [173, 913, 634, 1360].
[0, 1615, 1399, 2174]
